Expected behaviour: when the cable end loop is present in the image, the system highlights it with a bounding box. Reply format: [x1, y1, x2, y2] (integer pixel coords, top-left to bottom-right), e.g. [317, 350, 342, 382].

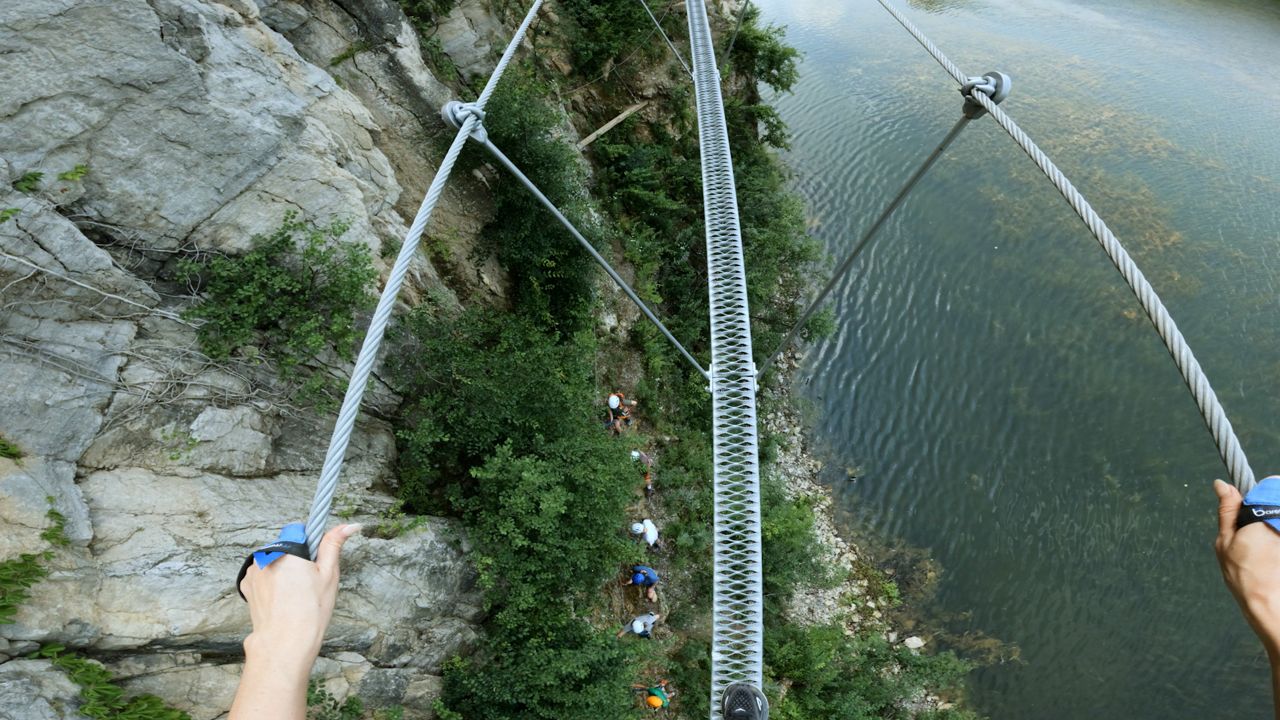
[961, 70, 1011, 118]
[441, 100, 489, 143]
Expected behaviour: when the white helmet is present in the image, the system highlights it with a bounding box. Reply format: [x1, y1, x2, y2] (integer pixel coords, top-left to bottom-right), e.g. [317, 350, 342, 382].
[632, 619, 645, 634]
[631, 522, 645, 535]
[608, 394, 621, 409]
[630, 450, 641, 460]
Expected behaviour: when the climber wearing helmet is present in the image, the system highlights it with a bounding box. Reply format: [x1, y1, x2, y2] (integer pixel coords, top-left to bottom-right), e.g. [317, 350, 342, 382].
[631, 518, 660, 549]
[632, 679, 675, 710]
[605, 391, 637, 435]
[623, 564, 661, 602]
[616, 611, 660, 639]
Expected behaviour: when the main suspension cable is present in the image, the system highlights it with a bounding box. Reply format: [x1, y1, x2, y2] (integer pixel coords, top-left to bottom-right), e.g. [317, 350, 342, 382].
[303, 0, 547, 557]
[873, 0, 1257, 492]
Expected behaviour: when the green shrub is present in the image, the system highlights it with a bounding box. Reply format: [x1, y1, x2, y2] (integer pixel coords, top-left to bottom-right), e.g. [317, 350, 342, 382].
[398, 0, 457, 33]
[554, 0, 655, 78]
[307, 680, 364, 720]
[0, 553, 48, 626]
[180, 212, 376, 375]
[13, 171, 42, 193]
[462, 434, 636, 622]
[725, 5, 801, 93]
[766, 624, 975, 720]
[437, 614, 636, 720]
[760, 479, 826, 617]
[329, 41, 373, 67]
[475, 65, 598, 331]
[57, 164, 90, 182]
[0, 502, 68, 625]
[392, 306, 597, 501]
[33, 645, 191, 719]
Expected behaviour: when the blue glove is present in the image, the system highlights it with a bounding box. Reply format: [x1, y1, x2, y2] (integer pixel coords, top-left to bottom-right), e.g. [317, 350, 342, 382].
[1238, 476, 1280, 532]
[236, 523, 312, 600]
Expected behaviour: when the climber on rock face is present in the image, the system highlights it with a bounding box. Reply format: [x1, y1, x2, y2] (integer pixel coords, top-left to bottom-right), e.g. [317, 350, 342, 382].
[616, 611, 660, 639]
[623, 564, 661, 603]
[605, 391, 637, 435]
[631, 518, 660, 549]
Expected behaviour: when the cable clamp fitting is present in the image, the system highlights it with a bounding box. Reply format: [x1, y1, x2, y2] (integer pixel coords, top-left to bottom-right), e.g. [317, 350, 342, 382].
[440, 100, 489, 144]
[960, 71, 1011, 118]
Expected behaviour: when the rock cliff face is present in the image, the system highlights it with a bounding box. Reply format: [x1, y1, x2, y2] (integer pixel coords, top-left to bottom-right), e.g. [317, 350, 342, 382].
[0, 0, 522, 716]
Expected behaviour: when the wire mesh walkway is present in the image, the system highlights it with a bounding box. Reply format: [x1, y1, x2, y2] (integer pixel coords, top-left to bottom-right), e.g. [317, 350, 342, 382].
[686, 0, 767, 714]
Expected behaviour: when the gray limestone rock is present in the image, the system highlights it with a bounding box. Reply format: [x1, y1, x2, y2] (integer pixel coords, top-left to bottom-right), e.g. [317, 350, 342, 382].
[188, 406, 274, 476]
[0, 0, 489, 714]
[0, 660, 84, 720]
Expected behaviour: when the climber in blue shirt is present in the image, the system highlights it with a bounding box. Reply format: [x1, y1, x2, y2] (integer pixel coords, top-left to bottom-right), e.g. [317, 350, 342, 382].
[623, 564, 660, 602]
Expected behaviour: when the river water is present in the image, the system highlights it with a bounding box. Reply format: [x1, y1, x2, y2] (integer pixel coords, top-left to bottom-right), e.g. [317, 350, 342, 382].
[751, 0, 1280, 717]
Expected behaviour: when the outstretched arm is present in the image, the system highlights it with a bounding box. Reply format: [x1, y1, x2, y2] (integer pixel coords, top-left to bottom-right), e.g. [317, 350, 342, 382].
[230, 523, 361, 720]
[1214, 480, 1280, 720]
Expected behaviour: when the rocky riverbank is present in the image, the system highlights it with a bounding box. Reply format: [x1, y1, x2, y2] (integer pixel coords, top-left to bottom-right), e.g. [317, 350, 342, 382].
[761, 351, 962, 713]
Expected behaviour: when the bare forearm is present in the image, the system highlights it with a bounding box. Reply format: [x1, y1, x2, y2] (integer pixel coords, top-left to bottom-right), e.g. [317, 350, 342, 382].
[229, 635, 316, 720]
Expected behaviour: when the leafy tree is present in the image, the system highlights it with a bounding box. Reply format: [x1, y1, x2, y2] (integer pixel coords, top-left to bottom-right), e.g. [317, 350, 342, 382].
[553, 0, 655, 78]
[726, 5, 801, 94]
[766, 625, 976, 720]
[462, 435, 636, 622]
[476, 65, 599, 331]
[392, 307, 598, 502]
[438, 614, 637, 720]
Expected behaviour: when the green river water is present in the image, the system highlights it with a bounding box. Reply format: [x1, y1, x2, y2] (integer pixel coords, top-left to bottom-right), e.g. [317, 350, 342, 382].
[752, 0, 1280, 716]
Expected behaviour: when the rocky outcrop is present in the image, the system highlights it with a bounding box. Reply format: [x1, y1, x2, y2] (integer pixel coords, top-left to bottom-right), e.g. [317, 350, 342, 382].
[0, 0, 521, 715]
[0, 660, 83, 720]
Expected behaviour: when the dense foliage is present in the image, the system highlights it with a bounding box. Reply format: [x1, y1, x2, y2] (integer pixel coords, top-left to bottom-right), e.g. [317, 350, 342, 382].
[397, 0, 457, 34]
[767, 625, 977, 720]
[464, 437, 637, 619]
[471, 65, 599, 331]
[554, 0, 657, 79]
[181, 212, 376, 375]
[393, 307, 597, 500]
[437, 615, 636, 720]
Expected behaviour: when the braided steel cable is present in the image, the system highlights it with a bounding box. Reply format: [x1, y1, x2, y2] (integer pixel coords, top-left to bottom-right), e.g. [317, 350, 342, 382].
[303, 0, 547, 556]
[969, 89, 1256, 492]
[874, 0, 967, 86]
[687, 0, 766, 714]
[875, 0, 1256, 492]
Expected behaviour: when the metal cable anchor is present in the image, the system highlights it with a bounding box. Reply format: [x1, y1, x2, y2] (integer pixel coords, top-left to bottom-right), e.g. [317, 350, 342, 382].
[441, 100, 489, 143]
[961, 71, 1011, 118]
